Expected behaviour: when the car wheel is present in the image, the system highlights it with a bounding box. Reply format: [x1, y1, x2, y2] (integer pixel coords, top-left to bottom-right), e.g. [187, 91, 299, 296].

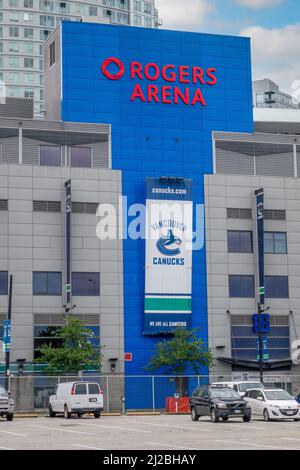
[77, 413, 82, 418]
[222, 417, 229, 421]
[48, 405, 56, 418]
[243, 415, 251, 423]
[94, 411, 101, 419]
[294, 419, 300, 422]
[263, 409, 270, 422]
[191, 407, 200, 422]
[210, 408, 219, 423]
[6, 414, 13, 422]
[64, 405, 71, 419]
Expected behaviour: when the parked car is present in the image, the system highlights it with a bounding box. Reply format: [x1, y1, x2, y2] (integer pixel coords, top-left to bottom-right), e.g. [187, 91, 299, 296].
[189, 385, 252, 423]
[49, 381, 104, 419]
[244, 388, 300, 422]
[0, 386, 14, 421]
[211, 381, 264, 397]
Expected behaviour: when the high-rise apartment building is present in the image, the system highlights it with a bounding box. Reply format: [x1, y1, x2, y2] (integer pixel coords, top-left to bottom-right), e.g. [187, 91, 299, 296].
[0, 0, 161, 117]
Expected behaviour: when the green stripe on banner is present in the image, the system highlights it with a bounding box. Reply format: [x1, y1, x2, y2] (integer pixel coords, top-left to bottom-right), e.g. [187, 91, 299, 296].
[145, 297, 191, 312]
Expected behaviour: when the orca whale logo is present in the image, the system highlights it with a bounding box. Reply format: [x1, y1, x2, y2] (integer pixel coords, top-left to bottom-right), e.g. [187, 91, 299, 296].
[156, 229, 182, 256]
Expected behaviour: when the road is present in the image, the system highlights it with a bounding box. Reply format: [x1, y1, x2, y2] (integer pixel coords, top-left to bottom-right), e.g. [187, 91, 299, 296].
[0, 414, 299, 450]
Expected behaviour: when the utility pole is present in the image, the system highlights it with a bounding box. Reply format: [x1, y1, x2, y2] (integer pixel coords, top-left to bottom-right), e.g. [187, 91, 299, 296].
[5, 275, 13, 391]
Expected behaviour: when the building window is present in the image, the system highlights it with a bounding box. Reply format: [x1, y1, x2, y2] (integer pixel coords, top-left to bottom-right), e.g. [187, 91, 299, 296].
[24, 57, 34, 68]
[89, 5, 97, 16]
[0, 200, 8, 211]
[9, 41, 19, 52]
[144, 2, 152, 14]
[265, 232, 287, 254]
[134, 0, 141, 11]
[24, 27, 34, 39]
[9, 87, 19, 97]
[227, 208, 252, 219]
[70, 147, 91, 168]
[34, 317, 100, 360]
[265, 276, 289, 299]
[9, 27, 19, 38]
[9, 0, 19, 6]
[8, 56, 20, 68]
[24, 72, 34, 83]
[264, 209, 286, 221]
[231, 315, 290, 362]
[9, 13, 19, 23]
[33, 272, 62, 295]
[24, 12, 33, 21]
[49, 41, 55, 67]
[0, 272, 8, 295]
[9, 72, 19, 83]
[0, 43, 3, 53]
[72, 202, 99, 214]
[72, 272, 100, 296]
[144, 17, 152, 27]
[24, 0, 33, 7]
[40, 145, 61, 166]
[134, 14, 141, 26]
[24, 89, 34, 98]
[24, 42, 34, 54]
[229, 275, 255, 298]
[228, 231, 253, 253]
[33, 200, 61, 212]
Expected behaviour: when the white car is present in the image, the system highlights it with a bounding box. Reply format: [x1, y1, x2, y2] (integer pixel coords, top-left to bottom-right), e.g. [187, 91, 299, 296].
[244, 388, 300, 422]
[0, 386, 14, 421]
[211, 381, 264, 397]
[49, 381, 104, 419]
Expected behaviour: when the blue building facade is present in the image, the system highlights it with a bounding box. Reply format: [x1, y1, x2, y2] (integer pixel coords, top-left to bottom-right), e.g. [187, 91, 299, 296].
[59, 22, 253, 408]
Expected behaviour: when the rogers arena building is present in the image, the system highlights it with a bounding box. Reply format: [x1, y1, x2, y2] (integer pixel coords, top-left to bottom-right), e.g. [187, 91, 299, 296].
[43, 22, 253, 409]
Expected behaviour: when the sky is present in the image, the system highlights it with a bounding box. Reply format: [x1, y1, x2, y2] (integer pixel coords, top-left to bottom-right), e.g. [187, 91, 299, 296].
[155, 0, 300, 97]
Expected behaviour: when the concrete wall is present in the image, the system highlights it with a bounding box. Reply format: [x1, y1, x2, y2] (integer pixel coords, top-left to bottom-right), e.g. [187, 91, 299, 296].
[0, 163, 125, 410]
[205, 174, 300, 390]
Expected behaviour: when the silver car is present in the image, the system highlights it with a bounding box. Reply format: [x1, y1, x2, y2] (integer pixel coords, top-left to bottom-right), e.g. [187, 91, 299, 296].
[0, 386, 14, 421]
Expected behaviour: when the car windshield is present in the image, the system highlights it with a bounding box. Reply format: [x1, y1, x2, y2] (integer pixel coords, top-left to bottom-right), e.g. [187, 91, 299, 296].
[265, 390, 293, 401]
[0, 387, 7, 396]
[211, 388, 241, 399]
[239, 383, 263, 392]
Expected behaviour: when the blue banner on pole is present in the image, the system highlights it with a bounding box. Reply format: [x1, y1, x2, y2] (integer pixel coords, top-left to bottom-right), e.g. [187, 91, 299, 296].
[256, 336, 269, 362]
[2, 320, 11, 353]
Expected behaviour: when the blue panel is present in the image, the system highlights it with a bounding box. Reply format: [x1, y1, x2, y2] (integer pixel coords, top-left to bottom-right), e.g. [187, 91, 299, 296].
[60, 22, 253, 409]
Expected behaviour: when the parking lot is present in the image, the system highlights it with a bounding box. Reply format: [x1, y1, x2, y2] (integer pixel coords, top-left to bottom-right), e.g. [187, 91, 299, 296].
[1, 414, 300, 450]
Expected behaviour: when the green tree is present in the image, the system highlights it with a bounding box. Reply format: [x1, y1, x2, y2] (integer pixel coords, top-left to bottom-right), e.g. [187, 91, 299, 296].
[36, 317, 103, 375]
[145, 328, 214, 396]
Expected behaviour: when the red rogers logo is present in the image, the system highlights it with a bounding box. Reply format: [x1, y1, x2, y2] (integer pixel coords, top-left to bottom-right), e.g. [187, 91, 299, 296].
[100, 57, 218, 106]
[101, 57, 125, 80]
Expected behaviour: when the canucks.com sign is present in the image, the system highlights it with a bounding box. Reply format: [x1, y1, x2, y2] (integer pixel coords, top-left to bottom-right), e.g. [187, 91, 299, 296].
[144, 177, 193, 335]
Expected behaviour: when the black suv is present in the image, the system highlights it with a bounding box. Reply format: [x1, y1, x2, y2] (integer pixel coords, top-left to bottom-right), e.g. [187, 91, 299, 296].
[189, 385, 251, 423]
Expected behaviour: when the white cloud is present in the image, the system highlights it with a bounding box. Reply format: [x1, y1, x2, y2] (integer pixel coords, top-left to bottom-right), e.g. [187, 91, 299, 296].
[155, 0, 214, 31]
[234, 0, 283, 8]
[240, 23, 300, 95]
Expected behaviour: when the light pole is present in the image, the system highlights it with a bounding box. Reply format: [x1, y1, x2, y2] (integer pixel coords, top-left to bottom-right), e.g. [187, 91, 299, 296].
[5, 275, 13, 391]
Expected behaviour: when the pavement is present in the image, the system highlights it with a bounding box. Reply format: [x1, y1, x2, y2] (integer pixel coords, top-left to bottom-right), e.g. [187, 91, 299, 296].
[0, 414, 300, 450]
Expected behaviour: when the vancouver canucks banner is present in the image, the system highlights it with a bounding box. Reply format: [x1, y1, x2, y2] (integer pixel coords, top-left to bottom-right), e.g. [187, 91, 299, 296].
[255, 188, 265, 306]
[65, 179, 72, 310]
[144, 177, 193, 335]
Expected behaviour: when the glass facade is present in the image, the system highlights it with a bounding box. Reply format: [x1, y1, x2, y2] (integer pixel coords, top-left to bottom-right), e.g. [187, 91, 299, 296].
[40, 145, 61, 166]
[231, 316, 290, 362]
[228, 230, 253, 253]
[0, 271, 8, 295]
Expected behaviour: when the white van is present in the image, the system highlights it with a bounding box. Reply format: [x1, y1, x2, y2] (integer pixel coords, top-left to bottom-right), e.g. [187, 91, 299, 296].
[211, 381, 264, 398]
[49, 381, 104, 419]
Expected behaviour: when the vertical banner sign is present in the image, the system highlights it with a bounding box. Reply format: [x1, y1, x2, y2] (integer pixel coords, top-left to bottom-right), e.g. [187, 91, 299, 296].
[255, 188, 265, 306]
[2, 320, 11, 353]
[144, 177, 193, 335]
[65, 180, 72, 310]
